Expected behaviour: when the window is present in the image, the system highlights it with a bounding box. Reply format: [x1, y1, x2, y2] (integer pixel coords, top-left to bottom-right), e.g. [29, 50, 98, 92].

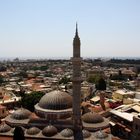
[2, 109, 5, 114]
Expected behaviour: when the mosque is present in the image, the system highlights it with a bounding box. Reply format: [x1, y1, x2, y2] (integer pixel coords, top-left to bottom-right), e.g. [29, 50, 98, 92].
[0, 25, 110, 140]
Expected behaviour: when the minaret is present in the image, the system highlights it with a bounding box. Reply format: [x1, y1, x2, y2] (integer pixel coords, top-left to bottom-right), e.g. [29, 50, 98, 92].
[71, 23, 83, 139]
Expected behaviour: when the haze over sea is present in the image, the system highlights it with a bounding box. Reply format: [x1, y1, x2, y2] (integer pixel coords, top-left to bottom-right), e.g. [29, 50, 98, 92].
[0, 57, 140, 61]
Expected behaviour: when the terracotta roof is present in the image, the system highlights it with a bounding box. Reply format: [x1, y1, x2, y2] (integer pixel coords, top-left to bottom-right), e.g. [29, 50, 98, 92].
[0, 105, 6, 109]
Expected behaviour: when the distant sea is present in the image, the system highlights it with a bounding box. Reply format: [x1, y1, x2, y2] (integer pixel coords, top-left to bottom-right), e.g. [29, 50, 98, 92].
[0, 56, 140, 61]
[86, 57, 140, 60]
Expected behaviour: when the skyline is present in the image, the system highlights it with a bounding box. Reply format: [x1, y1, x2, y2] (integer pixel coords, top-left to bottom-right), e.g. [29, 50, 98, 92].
[0, 0, 140, 58]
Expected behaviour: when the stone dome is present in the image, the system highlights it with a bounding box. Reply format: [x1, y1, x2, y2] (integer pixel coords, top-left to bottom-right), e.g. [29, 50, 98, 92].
[60, 128, 73, 137]
[11, 108, 31, 120]
[26, 127, 40, 135]
[0, 124, 11, 133]
[82, 112, 104, 123]
[82, 129, 91, 138]
[42, 125, 57, 137]
[95, 131, 108, 139]
[38, 90, 72, 110]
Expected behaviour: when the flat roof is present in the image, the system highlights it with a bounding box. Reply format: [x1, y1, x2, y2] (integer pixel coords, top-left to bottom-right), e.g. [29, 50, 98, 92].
[110, 109, 134, 122]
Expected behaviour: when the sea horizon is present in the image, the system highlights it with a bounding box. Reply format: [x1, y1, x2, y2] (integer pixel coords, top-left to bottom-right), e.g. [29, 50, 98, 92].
[0, 56, 140, 61]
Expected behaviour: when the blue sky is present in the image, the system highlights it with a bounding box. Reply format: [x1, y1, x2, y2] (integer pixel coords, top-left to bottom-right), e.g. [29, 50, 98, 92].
[0, 0, 140, 58]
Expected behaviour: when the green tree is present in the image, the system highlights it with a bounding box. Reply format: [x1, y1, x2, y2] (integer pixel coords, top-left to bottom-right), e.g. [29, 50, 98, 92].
[21, 91, 44, 112]
[110, 70, 127, 81]
[95, 77, 106, 90]
[0, 66, 7, 72]
[19, 71, 28, 78]
[45, 73, 52, 77]
[59, 76, 70, 84]
[0, 75, 4, 85]
[40, 65, 48, 71]
[87, 74, 101, 84]
[96, 77, 106, 111]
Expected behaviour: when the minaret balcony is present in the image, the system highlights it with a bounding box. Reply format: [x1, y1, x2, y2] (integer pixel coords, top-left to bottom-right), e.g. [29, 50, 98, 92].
[72, 77, 83, 82]
[71, 57, 82, 62]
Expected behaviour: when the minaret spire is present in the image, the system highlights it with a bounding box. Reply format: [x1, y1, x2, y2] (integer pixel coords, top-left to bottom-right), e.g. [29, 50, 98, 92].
[73, 23, 81, 57]
[76, 22, 78, 36]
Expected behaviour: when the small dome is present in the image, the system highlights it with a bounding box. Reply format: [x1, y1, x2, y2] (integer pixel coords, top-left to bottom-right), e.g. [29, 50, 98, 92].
[42, 125, 57, 137]
[11, 108, 31, 120]
[82, 129, 91, 138]
[0, 124, 11, 133]
[95, 131, 108, 139]
[82, 112, 104, 123]
[26, 127, 40, 135]
[60, 128, 73, 137]
[38, 90, 72, 110]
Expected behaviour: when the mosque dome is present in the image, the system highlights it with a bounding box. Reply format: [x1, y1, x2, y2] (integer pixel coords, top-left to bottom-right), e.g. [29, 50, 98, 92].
[0, 124, 11, 133]
[42, 125, 57, 137]
[11, 108, 31, 120]
[26, 127, 40, 135]
[95, 131, 108, 139]
[60, 128, 73, 137]
[82, 112, 104, 123]
[38, 90, 72, 110]
[82, 129, 91, 138]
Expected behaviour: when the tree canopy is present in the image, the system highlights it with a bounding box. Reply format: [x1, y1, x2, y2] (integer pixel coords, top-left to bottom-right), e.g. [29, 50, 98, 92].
[95, 77, 106, 90]
[87, 74, 101, 84]
[59, 76, 70, 84]
[0, 75, 4, 85]
[21, 91, 44, 112]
